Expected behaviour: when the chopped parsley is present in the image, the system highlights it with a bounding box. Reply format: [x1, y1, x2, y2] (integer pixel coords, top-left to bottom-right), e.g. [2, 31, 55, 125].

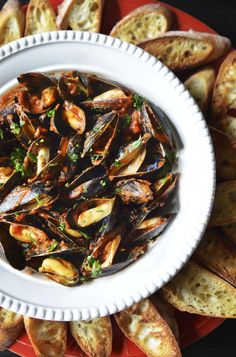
[80, 276, 89, 283]
[10, 147, 26, 176]
[91, 107, 110, 115]
[46, 108, 56, 118]
[65, 182, 70, 188]
[0, 128, 3, 140]
[58, 221, 66, 232]
[28, 152, 37, 163]
[78, 230, 90, 239]
[100, 179, 106, 187]
[87, 255, 102, 277]
[91, 154, 102, 162]
[133, 94, 144, 110]
[10, 121, 21, 135]
[67, 152, 79, 162]
[115, 187, 121, 194]
[123, 114, 131, 127]
[131, 137, 142, 149]
[34, 193, 42, 206]
[48, 241, 59, 252]
[19, 119, 25, 127]
[114, 159, 121, 167]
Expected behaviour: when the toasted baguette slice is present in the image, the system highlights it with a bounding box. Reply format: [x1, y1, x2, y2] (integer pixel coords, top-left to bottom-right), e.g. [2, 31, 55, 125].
[110, 4, 173, 45]
[161, 260, 236, 318]
[25, 0, 57, 36]
[209, 181, 236, 227]
[24, 317, 67, 357]
[211, 130, 236, 180]
[0, 308, 23, 351]
[211, 51, 236, 139]
[222, 223, 236, 245]
[211, 50, 236, 120]
[139, 31, 231, 71]
[184, 66, 216, 113]
[115, 299, 181, 357]
[151, 295, 179, 342]
[70, 316, 112, 357]
[0, 0, 25, 45]
[194, 229, 236, 286]
[57, 0, 104, 32]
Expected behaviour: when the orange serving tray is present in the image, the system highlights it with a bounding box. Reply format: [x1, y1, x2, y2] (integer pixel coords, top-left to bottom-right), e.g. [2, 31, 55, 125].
[9, 1, 224, 356]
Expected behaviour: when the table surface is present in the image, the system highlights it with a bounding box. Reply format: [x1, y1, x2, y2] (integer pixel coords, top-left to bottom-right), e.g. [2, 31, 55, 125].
[0, 0, 235, 356]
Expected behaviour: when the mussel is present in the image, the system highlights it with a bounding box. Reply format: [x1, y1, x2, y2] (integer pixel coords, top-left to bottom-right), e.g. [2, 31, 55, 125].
[17, 72, 57, 90]
[39, 257, 79, 286]
[81, 111, 118, 164]
[115, 178, 153, 204]
[58, 71, 92, 102]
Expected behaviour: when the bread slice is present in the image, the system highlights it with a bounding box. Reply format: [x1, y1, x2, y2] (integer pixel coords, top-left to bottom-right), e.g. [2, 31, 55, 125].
[110, 4, 173, 45]
[114, 299, 181, 357]
[0, 307, 23, 351]
[0, 0, 25, 45]
[25, 0, 57, 36]
[57, 0, 104, 32]
[211, 51, 236, 139]
[194, 229, 236, 286]
[139, 31, 231, 71]
[209, 181, 236, 227]
[184, 66, 216, 113]
[211, 130, 236, 181]
[70, 316, 112, 357]
[24, 317, 67, 357]
[161, 260, 236, 318]
[222, 223, 236, 245]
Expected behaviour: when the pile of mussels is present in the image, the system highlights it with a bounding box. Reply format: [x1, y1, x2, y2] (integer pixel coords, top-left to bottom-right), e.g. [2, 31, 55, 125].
[0, 71, 178, 286]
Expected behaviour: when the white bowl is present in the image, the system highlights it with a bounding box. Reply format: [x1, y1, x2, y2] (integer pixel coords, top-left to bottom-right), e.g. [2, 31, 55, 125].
[0, 31, 215, 321]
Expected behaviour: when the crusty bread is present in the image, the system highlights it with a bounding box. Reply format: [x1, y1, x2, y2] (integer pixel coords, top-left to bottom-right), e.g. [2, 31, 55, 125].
[0, 0, 25, 45]
[209, 181, 236, 227]
[222, 223, 236, 245]
[139, 31, 231, 71]
[25, 0, 57, 36]
[211, 50, 236, 139]
[70, 316, 112, 357]
[57, 0, 104, 32]
[184, 66, 216, 113]
[161, 260, 236, 318]
[115, 299, 181, 357]
[0, 307, 23, 351]
[110, 4, 173, 45]
[24, 317, 67, 357]
[211, 130, 236, 180]
[194, 229, 236, 286]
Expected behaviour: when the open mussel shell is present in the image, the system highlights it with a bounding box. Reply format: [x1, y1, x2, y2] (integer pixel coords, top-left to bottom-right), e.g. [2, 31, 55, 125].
[58, 134, 81, 183]
[0, 226, 26, 270]
[126, 216, 170, 246]
[115, 178, 153, 204]
[153, 173, 177, 200]
[39, 257, 79, 286]
[15, 84, 59, 115]
[0, 181, 58, 215]
[81, 111, 118, 160]
[89, 75, 131, 97]
[58, 71, 92, 102]
[81, 93, 132, 115]
[17, 72, 57, 90]
[66, 165, 108, 200]
[109, 133, 152, 178]
[67, 197, 116, 231]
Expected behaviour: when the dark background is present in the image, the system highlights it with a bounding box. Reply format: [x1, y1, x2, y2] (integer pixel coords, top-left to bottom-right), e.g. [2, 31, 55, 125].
[0, 0, 235, 356]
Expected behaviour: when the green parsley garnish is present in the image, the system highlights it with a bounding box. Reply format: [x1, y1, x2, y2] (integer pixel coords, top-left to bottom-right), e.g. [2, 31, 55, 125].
[80, 276, 89, 283]
[10, 147, 26, 176]
[34, 193, 42, 206]
[123, 114, 131, 127]
[65, 182, 70, 188]
[28, 152, 37, 163]
[47, 108, 56, 118]
[114, 159, 121, 167]
[91, 154, 102, 162]
[58, 221, 66, 232]
[87, 255, 102, 277]
[10, 122, 20, 135]
[67, 152, 79, 162]
[133, 94, 144, 110]
[100, 180, 106, 187]
[78, 230, 90, 239]
[131, 137, 141, 149]
[48, 241, 59, 252]
[0, 128, 3, 140]
[115, 187, 121, 194]
[19, 119, 25, 127]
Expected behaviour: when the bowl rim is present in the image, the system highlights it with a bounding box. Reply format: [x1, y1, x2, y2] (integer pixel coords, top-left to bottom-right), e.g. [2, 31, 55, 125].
[0, 30, 215, 321]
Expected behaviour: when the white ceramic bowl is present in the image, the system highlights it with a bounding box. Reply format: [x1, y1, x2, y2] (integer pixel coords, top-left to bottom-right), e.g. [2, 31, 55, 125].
[0, 31, 215, 321]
